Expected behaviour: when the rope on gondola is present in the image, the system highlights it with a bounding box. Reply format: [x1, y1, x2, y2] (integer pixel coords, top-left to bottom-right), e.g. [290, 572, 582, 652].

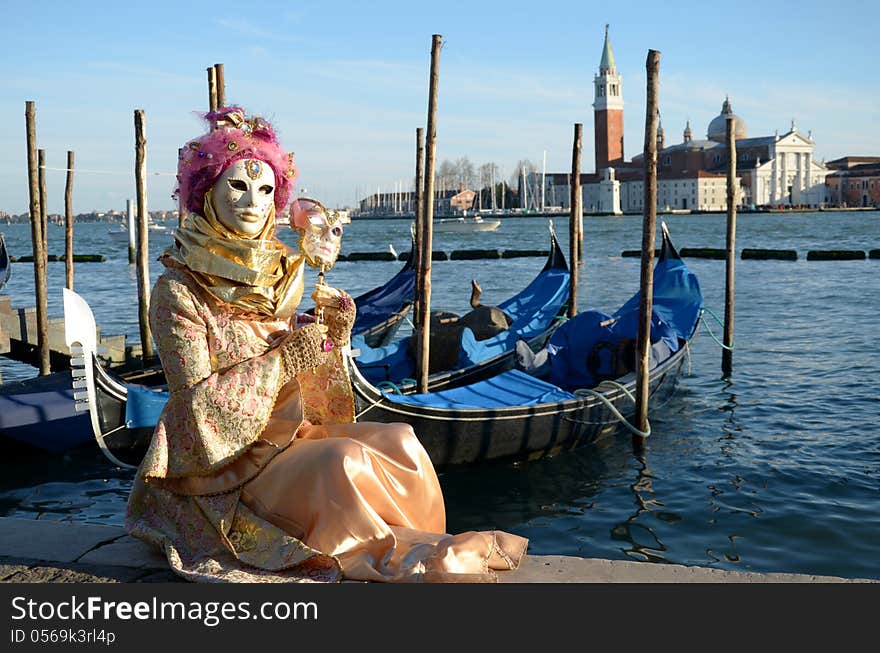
[355, 380, 403, 420]
[377, 381, 404, 394]
[574, 380, 651, 438]
[700, 307, 734, 351]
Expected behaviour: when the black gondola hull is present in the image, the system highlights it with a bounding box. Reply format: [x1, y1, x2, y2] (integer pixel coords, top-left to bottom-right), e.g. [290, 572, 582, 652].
[348, 337, 691, 471]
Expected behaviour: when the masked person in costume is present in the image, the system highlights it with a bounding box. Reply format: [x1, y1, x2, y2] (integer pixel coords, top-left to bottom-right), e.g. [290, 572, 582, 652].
[125, 107, 527, 582]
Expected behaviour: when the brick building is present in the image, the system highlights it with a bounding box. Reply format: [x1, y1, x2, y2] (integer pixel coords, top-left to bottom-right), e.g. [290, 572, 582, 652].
[594, 25, 624, 171]
[824, 157, 880, 208]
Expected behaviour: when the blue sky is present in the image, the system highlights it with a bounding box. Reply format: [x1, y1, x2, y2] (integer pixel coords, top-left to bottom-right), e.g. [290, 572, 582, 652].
[2, 0, 878, 214]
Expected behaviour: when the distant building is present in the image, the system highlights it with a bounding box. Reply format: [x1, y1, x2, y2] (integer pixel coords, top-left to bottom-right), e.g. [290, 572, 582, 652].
[356, 185, 476, 216]
[357, 190, 418, 215]
[627, 100, 827, 210]
[448, 187, 476, 212]
[729, 119, 827, 208]
[543, 27, 828, 213]
[825, 156, 880, 169]
[618, 170, 734, 213]
[593, 24, 625, 172]
[824, 158, 880, 207]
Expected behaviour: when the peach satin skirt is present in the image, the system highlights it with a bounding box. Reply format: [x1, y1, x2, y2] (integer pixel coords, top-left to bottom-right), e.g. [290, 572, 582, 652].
[240, 421, 527, 582]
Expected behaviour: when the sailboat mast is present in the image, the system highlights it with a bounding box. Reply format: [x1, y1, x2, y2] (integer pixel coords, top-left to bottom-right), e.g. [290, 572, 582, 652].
[542, 150, 547, 211]
[491, 165, 497, 211]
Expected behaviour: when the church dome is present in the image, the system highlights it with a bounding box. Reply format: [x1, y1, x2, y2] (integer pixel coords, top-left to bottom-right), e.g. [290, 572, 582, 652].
[707, 97, 747, 142]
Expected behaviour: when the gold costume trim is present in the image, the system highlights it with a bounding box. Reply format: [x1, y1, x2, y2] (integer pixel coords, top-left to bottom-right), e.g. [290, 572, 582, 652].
[164, 189, 304, 318]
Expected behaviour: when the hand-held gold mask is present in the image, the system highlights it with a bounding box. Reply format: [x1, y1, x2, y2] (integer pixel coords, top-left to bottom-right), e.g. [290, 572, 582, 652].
[290, 198, 344, 272]
[290, 198, 347, 352]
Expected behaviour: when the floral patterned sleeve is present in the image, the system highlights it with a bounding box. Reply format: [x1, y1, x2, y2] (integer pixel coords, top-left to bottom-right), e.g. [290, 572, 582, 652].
[143, 271, 288, 480]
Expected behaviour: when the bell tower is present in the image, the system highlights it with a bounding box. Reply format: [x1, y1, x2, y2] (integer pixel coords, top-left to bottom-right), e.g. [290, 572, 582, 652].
[593, 24, 624, 171]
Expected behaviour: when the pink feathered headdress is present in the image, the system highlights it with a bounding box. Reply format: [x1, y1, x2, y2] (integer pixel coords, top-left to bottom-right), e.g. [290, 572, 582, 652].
[175, 106, 297, 215]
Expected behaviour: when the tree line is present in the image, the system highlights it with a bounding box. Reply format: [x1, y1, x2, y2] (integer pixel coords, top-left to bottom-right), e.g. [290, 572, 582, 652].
[432, 157, 540, 209]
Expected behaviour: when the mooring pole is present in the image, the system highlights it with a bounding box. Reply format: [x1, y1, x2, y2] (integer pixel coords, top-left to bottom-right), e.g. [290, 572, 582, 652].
[126, 198, 136, 265]
[568, 122, 582, 318]
[634, 49, 661, 447]
[64, 151, 75, 290]
[38, 149, 48, 262]
[577, 209, 584, 264]
[722, 116, 738, 377]
[134, 109, 154, 362]
[416, 34, 442, 394]
[214, 63, 225, 108]
[207, 67, 218, 112]
[25, 102, 50, 375]
[413, 127, 425, 329]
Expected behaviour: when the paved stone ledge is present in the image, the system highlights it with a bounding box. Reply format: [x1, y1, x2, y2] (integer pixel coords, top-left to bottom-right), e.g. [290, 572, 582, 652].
[0, 517, 874, 584]
[497, 553, 873, 583]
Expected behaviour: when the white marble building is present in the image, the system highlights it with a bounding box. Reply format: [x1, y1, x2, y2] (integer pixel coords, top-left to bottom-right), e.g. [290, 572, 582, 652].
[739, 122, 828, 207]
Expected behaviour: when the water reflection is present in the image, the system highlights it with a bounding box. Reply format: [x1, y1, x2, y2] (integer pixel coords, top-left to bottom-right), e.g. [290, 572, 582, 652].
[441, 435, 629, 538]
[611, 453, 672, 563]
[0, 445, 131, 524]
[718, 379, 740, 455]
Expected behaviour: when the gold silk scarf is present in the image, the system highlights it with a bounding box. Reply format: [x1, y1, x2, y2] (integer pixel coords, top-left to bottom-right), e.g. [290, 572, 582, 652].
[163, 188, 305, 318]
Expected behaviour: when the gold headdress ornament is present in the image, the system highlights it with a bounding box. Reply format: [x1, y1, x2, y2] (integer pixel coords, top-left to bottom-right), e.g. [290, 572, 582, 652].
[176, 106, 297, 217]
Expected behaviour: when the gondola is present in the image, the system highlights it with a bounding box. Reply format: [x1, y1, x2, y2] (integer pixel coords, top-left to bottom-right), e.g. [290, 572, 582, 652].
[0, 232, 10, 290]
[62, 224, 570, 468]
[344, 236, 416, 347]
[0, 371, 93, 454]
[68, 224, 699, 472]
[348, 224, 703, 471]
[353, 223, 570, 392]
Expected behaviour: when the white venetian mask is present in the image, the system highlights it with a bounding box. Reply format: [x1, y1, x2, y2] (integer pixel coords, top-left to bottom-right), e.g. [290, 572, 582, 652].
[211, 158, 275, 237]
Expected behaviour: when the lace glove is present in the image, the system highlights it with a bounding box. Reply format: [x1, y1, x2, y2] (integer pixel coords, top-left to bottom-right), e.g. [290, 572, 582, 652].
[278, 322, 332, 384]
[313, 287, 357, 348]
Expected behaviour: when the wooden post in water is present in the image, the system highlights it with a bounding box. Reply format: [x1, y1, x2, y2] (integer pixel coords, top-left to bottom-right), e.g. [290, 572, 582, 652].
[634, 49, 661, 446]
[207, 67, 218, 112]
[25, 101, 50, 375]
[416, 34, 442, 394]
[577, 211, 584, 264]
[38, 149, 48, 262]
[64, 151, 75, 290]
[126, 198, 136, 264]
[413, 127, 425, 329]
[214, 63, 226, 108]
[722, 116, 737, 377]
[134, 110, 154, 362]
[568, 123, 582, 318]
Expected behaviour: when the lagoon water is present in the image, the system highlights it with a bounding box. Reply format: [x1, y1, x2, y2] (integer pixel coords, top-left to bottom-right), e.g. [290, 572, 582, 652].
[1, 210, 878, 580]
